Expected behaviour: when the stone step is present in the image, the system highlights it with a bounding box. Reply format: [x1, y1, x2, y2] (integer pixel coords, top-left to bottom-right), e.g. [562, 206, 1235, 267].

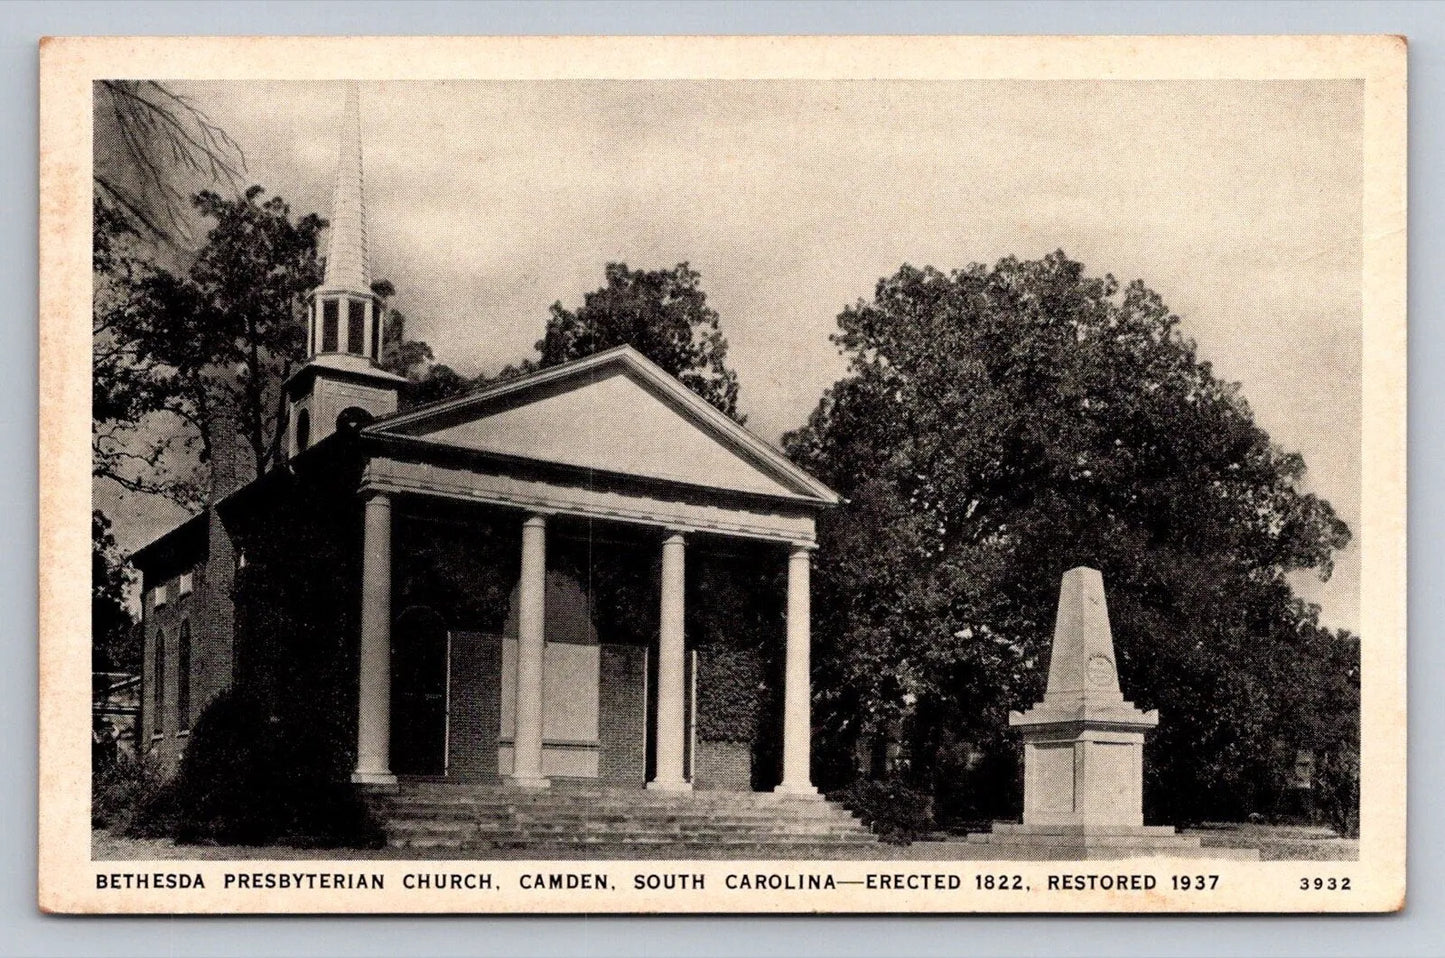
[386, 813, 870, 830]
[952, 841, 1261, 861]
[387, 794, 841, 814]
[966, 832, 1204, 849]
[390, 786, 849, 801]
[378, 814, 861, 838]
[372, 783, 879, 853]
[381, 802, 859, 824]
[390, 838, 872, 849]
[390, 834, 877, 850]
[987, 822, 1181, 837]
[384, 822, 875, 842]
[385, 842, 894, 859]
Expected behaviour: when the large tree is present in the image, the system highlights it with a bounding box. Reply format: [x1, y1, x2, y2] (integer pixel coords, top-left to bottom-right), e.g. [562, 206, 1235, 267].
[538, 262, 743, 420]
[94, 80, 245, 248]
[785, 252, 1356, 824]
[373, 280, 474, 409]
[94, 187, 325, 507]
[91, 510, 138, 674]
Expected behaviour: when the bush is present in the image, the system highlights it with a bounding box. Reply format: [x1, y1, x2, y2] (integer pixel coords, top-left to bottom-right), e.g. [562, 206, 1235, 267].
[150, 689, 385, 848]
[92, 752, 172, 835]
[835, 778, 935, 844]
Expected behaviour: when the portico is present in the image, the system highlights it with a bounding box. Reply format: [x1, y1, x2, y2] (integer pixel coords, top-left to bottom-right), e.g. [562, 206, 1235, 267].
[346, 346, 838, 796]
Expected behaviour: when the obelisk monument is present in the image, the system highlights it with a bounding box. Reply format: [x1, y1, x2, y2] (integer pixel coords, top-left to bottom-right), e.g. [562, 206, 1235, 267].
[966, 567, 1258, 859]
[1009, 566, 1157, 828]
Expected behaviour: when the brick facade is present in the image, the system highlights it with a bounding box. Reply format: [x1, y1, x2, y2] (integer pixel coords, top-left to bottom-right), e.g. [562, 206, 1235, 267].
[694, 740, 752, 791]
[599, 644, 648, 785]
[439, 636, 646, 784]
[446, 632, 502, 781]
[133, 470, 781, 793]
[135, 396, 257, 768]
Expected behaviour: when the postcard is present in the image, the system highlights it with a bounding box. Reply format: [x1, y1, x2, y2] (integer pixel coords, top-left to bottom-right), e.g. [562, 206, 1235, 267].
[40, 34, 1405, 913]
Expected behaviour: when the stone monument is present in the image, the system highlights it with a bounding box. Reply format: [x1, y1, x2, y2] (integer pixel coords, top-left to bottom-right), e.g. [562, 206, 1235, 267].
[966, 567, 1257, 859]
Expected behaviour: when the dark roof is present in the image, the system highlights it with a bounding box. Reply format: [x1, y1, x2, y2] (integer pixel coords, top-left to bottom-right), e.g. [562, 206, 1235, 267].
[129, 509, 209, 571]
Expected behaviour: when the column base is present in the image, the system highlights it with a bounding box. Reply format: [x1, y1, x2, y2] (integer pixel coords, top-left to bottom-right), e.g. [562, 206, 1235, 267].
[506, 774, 552, 789]
[646, 779, 693, 793]
[772, 782, 823, 800]
[351, 770, 398, 789]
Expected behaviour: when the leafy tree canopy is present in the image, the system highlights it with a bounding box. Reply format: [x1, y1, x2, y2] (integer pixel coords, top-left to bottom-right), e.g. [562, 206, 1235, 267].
[92, 510, 139, 674]
[538, 262, 743, 420]
[786, 251, 1355, 823]
[94, 187, 324, 507]
[373, 280, 474, 410]
[94, 190, 451, 507]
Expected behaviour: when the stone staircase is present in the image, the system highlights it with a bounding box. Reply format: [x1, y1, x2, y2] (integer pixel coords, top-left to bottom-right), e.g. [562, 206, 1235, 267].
[370, 780, 881, 858]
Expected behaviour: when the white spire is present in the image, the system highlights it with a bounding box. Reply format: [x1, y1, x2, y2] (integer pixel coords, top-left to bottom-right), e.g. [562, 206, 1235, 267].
[321, 82, 370, 295]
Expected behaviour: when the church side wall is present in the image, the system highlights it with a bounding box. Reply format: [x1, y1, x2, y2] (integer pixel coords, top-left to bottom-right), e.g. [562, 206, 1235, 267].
[194, 510, 236, 724]
[138, 547, 210, 771]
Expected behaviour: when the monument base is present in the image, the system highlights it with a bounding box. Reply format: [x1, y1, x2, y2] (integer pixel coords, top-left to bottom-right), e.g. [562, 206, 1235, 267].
[965, 822, 1260, 860]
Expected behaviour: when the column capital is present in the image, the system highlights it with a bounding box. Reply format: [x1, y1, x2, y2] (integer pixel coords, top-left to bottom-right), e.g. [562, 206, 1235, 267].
[361, 488, 392, 506]
[788, 541, 817, 556]
[661, 529, 687, 546]
[522, 513, 548, 530]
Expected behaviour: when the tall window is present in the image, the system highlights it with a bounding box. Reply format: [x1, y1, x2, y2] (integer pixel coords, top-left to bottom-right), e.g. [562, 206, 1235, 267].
[177, 621, 192, 732]
[347, 300, 367, 356]
[322, 299, 339, 352]
[371, 309, 381, 362]
[153, 629, 166, 736]
[295, 409, 311, 452]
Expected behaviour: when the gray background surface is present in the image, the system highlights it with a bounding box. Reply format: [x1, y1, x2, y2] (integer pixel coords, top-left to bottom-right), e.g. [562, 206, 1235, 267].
[10, 2, 1436, 955]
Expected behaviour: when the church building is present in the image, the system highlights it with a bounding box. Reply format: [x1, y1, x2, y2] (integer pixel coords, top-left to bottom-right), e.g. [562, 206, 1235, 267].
[130, 88, 839, 801]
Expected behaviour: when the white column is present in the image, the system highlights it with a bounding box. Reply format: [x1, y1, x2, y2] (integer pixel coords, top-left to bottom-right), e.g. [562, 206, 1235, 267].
[775, 543, 820, 797]
[352, 492, 396, 786]
[509, 513, 550, 788]
[649, 531, 691, 791]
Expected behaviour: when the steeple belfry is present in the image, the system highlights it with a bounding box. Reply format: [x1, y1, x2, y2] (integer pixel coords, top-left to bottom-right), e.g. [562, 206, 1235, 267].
[307, 82, 381, 363]
[321, 84, 371, 299]
[286, 82, 403, 460]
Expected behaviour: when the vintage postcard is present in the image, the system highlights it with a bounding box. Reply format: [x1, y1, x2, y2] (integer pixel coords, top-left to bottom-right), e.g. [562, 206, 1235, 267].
[40, 35, 1405, 914]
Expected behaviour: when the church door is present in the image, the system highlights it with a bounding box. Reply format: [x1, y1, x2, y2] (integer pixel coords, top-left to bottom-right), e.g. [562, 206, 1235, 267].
[390, 608, 449, 776]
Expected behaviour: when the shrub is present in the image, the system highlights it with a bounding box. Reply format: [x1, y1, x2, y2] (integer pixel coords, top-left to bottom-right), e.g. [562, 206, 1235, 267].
[696, 642, 767, 743]
[152, 689, 385, 848]
[835, 778, 935, 843]
[92, 752, 172, 835]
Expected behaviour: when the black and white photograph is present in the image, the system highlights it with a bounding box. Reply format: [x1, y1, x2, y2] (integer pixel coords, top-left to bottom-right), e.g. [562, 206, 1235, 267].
[41, 34, 1406, 914]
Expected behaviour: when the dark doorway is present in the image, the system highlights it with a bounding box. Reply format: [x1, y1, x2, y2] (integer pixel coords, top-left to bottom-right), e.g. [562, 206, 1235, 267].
[391, 607, 449, 776]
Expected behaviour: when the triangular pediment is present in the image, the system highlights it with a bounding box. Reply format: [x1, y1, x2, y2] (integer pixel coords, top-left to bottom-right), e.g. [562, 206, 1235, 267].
[368, 348, 838, 504]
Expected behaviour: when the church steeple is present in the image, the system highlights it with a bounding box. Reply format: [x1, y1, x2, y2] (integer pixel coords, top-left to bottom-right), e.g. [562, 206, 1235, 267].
[286, 82, 403, 460]
[308, 82, 379, 363]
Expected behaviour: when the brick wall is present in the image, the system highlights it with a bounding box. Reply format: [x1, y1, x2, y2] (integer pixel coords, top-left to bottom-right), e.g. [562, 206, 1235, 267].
[695, 740, 752, 791]
[138, 561, 203, 769]
[447, 632, 501, 780]
[195, 510, 235, 719]
[599, 644, 647, 785]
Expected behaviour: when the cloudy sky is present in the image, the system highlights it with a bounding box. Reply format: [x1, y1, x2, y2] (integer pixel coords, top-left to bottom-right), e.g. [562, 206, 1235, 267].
[106, 78, 1363, 631]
